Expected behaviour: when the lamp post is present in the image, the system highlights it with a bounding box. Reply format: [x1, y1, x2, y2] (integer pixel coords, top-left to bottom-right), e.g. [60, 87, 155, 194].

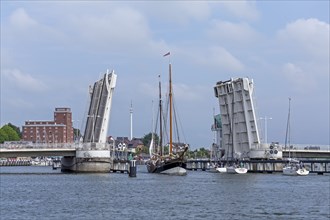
[259, 116, 272, 144]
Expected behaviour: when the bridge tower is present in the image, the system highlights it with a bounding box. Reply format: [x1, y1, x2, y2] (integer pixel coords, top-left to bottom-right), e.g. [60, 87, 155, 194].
[83, 70, 117, 144]
[61, 70, 117, 172]
[214, 78, 282, 160]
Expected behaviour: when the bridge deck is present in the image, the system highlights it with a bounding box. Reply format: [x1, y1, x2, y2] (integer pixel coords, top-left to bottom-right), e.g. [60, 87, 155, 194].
[0, 148, 76, 157]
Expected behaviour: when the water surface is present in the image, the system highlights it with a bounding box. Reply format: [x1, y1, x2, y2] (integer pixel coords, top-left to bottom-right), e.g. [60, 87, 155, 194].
[1, 166, 329, 219]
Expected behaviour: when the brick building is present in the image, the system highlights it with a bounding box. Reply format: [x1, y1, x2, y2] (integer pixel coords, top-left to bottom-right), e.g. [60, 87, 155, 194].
[22, 108, 74, 143]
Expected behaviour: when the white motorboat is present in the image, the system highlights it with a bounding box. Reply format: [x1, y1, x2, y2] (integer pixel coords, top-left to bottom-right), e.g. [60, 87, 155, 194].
[283, 163, 309, 176]
[216, 165, 248, 174]
[216, 167, 227, 173]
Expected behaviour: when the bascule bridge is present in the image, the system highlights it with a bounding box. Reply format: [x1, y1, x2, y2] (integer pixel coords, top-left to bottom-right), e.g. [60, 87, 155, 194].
[61, 69, 117, 172]
[214, 78, 282, 160]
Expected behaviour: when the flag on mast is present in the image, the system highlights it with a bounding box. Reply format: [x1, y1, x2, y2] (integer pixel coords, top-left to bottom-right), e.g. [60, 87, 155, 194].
[163, 52, 170, 57]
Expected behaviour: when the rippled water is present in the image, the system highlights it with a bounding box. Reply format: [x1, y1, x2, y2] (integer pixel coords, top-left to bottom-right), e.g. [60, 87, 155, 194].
[1, 166, 329, 220]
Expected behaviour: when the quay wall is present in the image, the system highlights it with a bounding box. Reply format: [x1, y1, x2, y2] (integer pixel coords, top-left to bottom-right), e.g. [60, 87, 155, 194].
[186, 159, 330, 174]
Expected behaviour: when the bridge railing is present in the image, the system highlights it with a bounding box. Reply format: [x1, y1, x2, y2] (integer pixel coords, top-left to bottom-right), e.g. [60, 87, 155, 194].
[0, 143, 77, 149]
[282, 144, 330, 151]
[0, 142, 133, 153]
[0, 142, 117, 150]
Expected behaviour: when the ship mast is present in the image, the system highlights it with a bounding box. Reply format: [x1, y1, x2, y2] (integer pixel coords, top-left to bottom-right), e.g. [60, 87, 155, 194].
[285, 97, 291, 158]
[169, 63, 173, 155]
[159, 75, 163, 156]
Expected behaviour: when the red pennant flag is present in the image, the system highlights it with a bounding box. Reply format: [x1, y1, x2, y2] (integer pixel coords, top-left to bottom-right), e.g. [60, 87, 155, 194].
[163, 52, 170, 57]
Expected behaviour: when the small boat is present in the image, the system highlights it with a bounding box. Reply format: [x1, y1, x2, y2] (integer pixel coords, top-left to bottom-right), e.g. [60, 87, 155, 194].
[52, 158, 61, 170]
[216, 164, 248, 174]
[146, 52, 188, 175]
[216, 167, 227, 173]
[282, 98, 309, 176]
[228, 166, 248, 174]
[283, 163, 309, 176]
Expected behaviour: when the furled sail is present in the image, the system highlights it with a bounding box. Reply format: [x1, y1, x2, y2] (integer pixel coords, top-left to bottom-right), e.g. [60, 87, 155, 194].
[149, 136, 154, 158]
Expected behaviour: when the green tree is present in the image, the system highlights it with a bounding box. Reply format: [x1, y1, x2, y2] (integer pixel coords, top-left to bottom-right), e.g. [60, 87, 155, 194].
[73, 128, 81, 140]
[8, 123, 22, 138]
[0, 125, 21, 143]
[135, 145, 149, 155]
[142, 132, 159, 147]
[186, 147, 210, 159]
[0, 128, 9, 143]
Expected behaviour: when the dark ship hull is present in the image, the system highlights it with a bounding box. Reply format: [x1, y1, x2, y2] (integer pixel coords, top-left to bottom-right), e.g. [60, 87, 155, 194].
[146, 157, 187, 175]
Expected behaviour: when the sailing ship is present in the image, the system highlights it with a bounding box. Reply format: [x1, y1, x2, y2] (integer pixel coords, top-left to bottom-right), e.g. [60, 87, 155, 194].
[282, 98, 309, 176]
[146, 53, 188, 175]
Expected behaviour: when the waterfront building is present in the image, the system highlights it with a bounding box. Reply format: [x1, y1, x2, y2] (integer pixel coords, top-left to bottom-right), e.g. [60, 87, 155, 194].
[22, 107, 74, 143]
[109, 136, 144, 153]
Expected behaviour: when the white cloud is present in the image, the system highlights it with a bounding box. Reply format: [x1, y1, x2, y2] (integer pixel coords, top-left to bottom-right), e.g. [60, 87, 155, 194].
[5, 8, 66, 46]
[4, 5, 168, 59]
[67, 7, 153, 50]
[142, 2, 211, 24]
[139, 82, 207, 102]
[2, 69, 48, 92]
[277, 18, 329, 60]
[173, 84, 206, 102]
[207, 20, 261, 46]
[282, 63, 317, 93]
[275, 18, 329, 94]
[9, 8, 38, 30]
[217, 1, 259, 21]
[7, 98, 34, 109]
[192, 46, 244, 72]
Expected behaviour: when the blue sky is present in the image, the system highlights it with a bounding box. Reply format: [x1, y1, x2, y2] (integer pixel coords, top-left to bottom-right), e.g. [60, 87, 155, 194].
[1, 1, 329, 149]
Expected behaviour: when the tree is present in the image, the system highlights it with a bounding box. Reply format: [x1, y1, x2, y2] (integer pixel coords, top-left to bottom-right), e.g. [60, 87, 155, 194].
[135, 145, 149, 155]
[73, 128, 81, 140]
[142, 132, 159, 147]
[8, 123, 22, 138]
[0, 125, 21, 143]
[0, 128, 9, 143]
[186, 147, 210, 159]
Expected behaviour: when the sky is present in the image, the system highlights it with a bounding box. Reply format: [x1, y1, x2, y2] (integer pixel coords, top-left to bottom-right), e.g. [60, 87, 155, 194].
[1, 1, 329, 149]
